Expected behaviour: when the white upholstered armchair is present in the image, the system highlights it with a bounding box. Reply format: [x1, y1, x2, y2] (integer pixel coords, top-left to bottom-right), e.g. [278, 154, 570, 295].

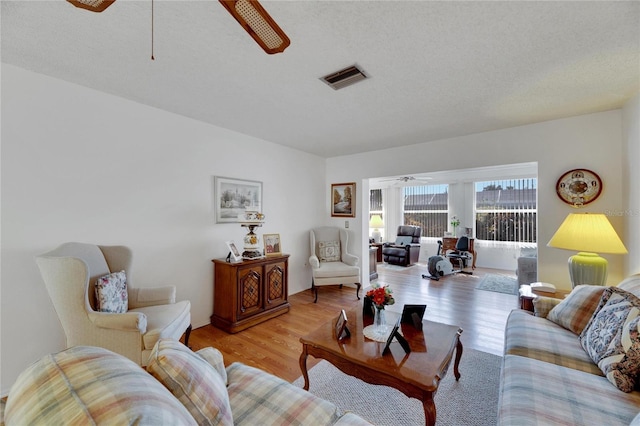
[36, 242, 191, 366]
[309, 227, 361, 303]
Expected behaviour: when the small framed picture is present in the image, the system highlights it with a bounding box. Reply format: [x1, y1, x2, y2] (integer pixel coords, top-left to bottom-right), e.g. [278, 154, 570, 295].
[334, 309, 350, 341]
[331, 182, 356, 218]
[383, 317, 411, 355]
[263, 233, 281, 256]
[225, 240, 242, 263]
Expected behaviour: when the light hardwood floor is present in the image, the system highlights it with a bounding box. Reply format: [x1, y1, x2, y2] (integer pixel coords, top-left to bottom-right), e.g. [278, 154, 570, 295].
[188, 262, 519, 383]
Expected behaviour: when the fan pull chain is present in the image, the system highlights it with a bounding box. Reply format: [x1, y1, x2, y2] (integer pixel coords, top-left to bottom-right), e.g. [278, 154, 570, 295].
[151, 0, 155, 60]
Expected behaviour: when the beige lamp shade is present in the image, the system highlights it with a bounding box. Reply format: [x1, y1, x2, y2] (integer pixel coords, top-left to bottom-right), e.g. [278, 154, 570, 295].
[547, 213, 627, 287]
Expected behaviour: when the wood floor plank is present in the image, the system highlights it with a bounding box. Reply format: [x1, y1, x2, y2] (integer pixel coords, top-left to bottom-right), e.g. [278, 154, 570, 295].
[188, 263, 518, 382]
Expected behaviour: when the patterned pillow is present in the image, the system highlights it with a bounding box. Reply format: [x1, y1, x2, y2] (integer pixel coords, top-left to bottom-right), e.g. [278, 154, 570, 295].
[317, 241, 341, 262]
[147, 339, 233, 425]
[547, 285, 607, 334]
[95, 270, 128, 313]
[579, 287, 640, 392]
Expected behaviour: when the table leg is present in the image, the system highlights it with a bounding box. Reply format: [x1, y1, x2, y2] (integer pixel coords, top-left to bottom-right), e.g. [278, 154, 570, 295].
[422, 392, 436, 426]
[299, 344, 310, 390]
[454, 330, 463, 381]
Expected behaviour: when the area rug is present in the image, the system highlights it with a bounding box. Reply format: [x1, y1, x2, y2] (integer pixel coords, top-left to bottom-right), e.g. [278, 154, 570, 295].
[476, 273, 518, 295]
[379, 263, 415, 271]
[292, 348, 501, 426]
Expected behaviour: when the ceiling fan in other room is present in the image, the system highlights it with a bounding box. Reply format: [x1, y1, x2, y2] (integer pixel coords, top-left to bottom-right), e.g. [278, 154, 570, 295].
[379, 176, 433, 184]
[66, 0, 290, 55]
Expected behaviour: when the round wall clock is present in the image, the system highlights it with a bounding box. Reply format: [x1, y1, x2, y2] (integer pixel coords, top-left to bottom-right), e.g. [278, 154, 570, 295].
[555, 168, 603, 207]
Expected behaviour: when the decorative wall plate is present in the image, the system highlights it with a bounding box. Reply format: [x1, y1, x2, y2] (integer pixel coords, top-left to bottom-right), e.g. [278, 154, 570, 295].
[555, 169, 602, 207]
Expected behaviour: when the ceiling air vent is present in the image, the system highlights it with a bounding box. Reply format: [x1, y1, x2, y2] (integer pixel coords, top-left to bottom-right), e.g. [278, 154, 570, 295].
[320, 65, 368, 90]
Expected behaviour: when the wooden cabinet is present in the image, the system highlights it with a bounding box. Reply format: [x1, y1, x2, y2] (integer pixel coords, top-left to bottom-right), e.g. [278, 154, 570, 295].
[442, 237, 477, 269]
[211, 254, 290, 333]
[369, 247, 378, 281]
[370, 242, 383, 262]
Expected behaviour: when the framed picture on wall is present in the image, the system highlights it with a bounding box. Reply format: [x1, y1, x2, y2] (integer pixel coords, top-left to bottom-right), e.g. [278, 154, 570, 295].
[331, 182, 356, 218]
[214, 176, 262, 223]
[263, 233, 281, 256]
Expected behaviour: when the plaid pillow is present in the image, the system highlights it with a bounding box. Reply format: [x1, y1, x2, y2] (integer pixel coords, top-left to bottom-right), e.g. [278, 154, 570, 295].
[4, 346, 195, 425]
[317, 241, 341, 262]
[95, 270, 128, 313]
[580, 287, 640, 392]
[147, 339, 233, 425]
[547, 285, 606, 334]
[197, 347, 228, 385]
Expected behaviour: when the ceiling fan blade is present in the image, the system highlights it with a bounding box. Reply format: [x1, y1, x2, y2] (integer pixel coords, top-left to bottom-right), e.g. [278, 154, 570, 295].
[220, 0, 290, 54]
[67, 0, 115, 12]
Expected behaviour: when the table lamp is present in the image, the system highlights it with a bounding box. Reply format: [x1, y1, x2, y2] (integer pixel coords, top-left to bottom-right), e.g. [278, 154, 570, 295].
[547, 213, 627, 287]
[238, 210, 265, 259]
[369, 215, 384, 243]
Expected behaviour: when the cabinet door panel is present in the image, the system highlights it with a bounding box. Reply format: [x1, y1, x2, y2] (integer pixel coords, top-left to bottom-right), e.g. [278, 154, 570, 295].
[265, 261, 286, 307]
[238, 266, 263, 319]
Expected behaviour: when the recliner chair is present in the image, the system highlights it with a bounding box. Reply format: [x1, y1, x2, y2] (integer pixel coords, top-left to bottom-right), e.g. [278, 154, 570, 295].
[382, 225, 421, 266]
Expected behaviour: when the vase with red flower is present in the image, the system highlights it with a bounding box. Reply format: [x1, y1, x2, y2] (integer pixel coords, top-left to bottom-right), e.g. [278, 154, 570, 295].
[365, 285, 395, 340]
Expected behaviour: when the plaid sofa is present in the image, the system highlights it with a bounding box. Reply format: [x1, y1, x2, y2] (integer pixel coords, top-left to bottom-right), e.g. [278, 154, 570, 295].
[498, 274, 640, 426]
[2, 340, 371, 425]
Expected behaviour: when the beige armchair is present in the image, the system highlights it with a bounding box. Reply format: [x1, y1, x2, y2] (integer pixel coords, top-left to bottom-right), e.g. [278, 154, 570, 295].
[309, 227, 361, 303]
[36, 242, 191, 366]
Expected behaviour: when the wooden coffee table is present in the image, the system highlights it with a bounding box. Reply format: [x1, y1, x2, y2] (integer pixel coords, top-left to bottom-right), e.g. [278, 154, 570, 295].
[299, 309, 463, 426]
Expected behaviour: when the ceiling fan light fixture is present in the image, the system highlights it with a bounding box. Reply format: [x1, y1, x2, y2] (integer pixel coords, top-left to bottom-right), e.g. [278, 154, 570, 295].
[220, 0, 290, 54]
[66, 0, 115, 13]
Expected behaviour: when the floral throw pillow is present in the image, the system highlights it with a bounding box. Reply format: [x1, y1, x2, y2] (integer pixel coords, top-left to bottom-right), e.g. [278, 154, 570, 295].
[579, 287, 640, 392]
[95, 271, 128, 313]
[317, 241, 341, 262]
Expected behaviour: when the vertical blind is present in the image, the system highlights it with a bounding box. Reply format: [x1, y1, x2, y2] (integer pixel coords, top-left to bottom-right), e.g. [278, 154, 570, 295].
[475, 178, 537, 244]
[403, 184, 449, 237]
[369, 189, 383, 222]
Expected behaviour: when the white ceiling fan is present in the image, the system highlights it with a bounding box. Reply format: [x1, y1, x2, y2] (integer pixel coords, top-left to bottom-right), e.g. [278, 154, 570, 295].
[379, 176, 433, 183]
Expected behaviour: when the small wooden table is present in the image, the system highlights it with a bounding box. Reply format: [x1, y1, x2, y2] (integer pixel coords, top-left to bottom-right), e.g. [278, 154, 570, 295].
[519, 284, 571, 312]
[299, 310, 463, 426]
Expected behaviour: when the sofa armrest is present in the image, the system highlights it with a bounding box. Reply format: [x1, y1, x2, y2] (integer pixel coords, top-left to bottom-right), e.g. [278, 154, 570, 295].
[309, 255, 320, 269]
[532, 296, 562, 318]
[89, 311, 147, 333]
[128, 286, 176, 308]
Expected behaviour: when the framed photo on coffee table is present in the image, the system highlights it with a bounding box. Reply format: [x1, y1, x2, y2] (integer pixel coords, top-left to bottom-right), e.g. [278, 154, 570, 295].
[334, 309, 350, 341]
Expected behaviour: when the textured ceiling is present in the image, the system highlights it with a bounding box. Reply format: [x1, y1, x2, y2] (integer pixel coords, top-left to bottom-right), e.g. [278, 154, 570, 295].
[2, 1, 639, 158]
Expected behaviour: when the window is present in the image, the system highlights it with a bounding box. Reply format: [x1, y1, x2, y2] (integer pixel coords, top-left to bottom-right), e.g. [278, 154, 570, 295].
[404, 185, 448, 237]
[475, 179, 537, 243]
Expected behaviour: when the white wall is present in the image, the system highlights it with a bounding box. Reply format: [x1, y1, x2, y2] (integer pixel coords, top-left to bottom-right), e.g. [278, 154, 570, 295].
[0, 65, 326, 394]
[327, 110, 629, 292]
[622, 93, 640, 276]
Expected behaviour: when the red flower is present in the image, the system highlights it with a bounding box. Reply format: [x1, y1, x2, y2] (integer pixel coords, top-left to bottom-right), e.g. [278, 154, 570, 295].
[366, 285, 394, 308]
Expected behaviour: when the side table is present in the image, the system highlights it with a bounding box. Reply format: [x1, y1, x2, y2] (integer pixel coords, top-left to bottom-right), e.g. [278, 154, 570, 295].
[519, 284, 571, 312]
